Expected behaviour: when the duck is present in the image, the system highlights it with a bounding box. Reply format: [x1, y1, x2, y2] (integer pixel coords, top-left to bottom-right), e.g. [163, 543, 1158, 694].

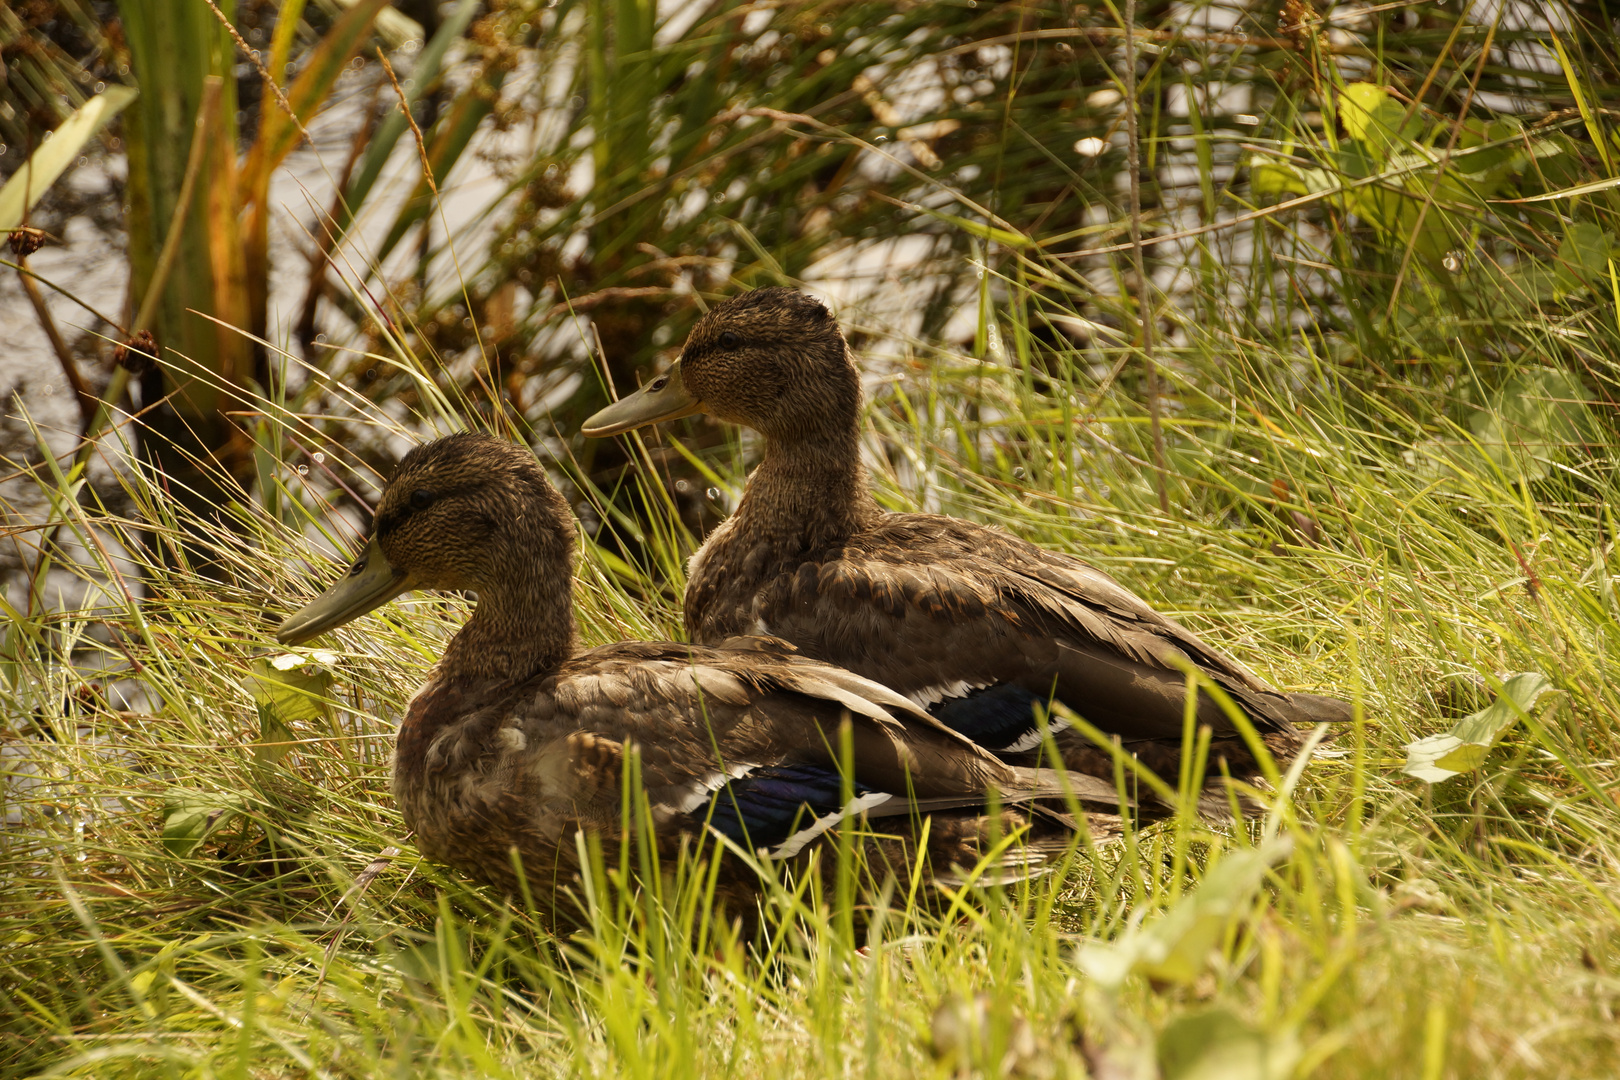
[581, 287, 1352, 812]
[273, 433, 1122, 926]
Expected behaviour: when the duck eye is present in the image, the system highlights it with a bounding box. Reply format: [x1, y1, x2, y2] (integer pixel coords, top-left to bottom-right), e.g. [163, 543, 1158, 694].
[410, 489, 434, 510]
[648, 375, 668, 392]
[718, 330, 740, 349]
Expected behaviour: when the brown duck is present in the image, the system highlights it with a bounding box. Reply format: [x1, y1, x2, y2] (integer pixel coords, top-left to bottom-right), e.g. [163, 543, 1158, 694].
[583, 288, 1352, 811]
[274, 434, 1119, 924]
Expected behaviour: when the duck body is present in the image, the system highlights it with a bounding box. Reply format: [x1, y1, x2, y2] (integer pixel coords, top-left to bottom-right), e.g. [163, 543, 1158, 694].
[583, 288, 1352, 809]
[685, 508, 1345, 793]
[276, 434, 1115, 924]
[392, 636, 1107, 906]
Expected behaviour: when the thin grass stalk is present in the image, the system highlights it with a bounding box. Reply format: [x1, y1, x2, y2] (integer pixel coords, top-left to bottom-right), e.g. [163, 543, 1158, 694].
[1122, 0, 1168, 515]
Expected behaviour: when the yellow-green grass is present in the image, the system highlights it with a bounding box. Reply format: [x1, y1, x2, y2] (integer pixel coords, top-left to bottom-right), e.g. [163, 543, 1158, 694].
[4, 293, 1620, 1078]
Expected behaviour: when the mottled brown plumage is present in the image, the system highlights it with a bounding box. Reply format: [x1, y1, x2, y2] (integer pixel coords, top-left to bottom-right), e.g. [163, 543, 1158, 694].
[275, 434, 1120, 927]
[583, 288, 1352, 813]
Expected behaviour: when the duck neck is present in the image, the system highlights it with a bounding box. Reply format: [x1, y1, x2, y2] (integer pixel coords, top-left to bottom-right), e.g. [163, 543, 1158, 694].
[736, 426, 882, 550]
[439, 557, 578, 686]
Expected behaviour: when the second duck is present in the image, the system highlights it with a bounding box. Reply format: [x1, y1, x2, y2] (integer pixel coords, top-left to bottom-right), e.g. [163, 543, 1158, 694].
[584, 288, 1352, 812]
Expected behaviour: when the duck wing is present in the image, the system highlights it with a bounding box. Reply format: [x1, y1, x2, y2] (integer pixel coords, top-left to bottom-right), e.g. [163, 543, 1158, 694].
[735, 514, 1350, 752]
[401, 641, 1119, 875]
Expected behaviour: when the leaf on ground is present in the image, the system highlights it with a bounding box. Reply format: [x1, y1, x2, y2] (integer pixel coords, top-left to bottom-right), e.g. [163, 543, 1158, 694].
[161, 788, 244, 857]
[1402, 672, 1557, 783]
[1158, 1007, 1301, 1080]
[1076, 841, 1290, 990]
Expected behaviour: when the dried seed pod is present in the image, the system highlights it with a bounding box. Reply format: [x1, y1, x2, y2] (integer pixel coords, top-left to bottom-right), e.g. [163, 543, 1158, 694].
[114, 329, 159, 376]
[8, 227, 49, 258]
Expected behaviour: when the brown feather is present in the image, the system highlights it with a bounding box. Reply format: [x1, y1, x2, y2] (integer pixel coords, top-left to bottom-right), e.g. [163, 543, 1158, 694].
[281, 433, 1104, 930]
[656, 289, 1353, 813]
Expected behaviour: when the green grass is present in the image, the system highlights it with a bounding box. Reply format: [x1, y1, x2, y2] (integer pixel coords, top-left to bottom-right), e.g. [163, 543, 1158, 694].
[6, 2, 1620, 1075]
[5, 298, 1620, 1076]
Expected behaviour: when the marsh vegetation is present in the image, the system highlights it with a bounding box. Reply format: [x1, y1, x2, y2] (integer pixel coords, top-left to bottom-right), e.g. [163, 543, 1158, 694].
[3, 1, 1620, 1076]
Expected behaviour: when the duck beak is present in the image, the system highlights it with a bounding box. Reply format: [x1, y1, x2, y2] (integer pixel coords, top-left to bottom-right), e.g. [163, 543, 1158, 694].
[581, 359, 704, 437]
[275, 535, 413, 645]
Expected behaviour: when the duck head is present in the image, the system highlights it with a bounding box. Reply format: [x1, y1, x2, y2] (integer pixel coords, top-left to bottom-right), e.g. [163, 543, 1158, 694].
[276, 434, 576, 647]
[582, 287, 860, 444]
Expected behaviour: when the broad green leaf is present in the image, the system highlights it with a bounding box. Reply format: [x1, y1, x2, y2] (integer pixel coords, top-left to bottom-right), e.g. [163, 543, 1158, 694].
[1340, 148, 1474, 260]
[1405, 368, 1589, 482]
[254, 704, 299, 767]
[0, 85, 138, 232]
[1076, 842, 1288, 990]
[128, 940, 180, 1017]
[1468, 368, 1594, 478]
[161, 788, 244, 857]
[1403, 672, 1557, 783]
[1339, 83, 1421, 161]
[1333, 141, 1379, 180]
[1249, 162, 1304, 197]
[1513, 132, 1585, 195]
[1502, 263, 1561, 307]
[1365, 100, 1422, 158]
[1344, 187, 1451, 261]
[1337, 83, 1389, 143]
[245, 651, 337, 764]
[1553, 222, 1616, 297]
[1250, 158, 1338, 198]
[1446, 130, 1527, 198]
[1158, 1007, 1301, 1080]
[1450, 119, 1538, 190]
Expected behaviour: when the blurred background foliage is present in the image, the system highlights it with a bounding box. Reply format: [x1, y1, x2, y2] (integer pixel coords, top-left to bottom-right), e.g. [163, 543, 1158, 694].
[4, 0, 1619, 555]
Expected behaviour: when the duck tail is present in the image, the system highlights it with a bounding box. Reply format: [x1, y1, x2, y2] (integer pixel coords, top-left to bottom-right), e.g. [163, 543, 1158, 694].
[1002, 764, 1129, 809]
[922, 807, 1126, 888]
[1286, 691, 1357, 725]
